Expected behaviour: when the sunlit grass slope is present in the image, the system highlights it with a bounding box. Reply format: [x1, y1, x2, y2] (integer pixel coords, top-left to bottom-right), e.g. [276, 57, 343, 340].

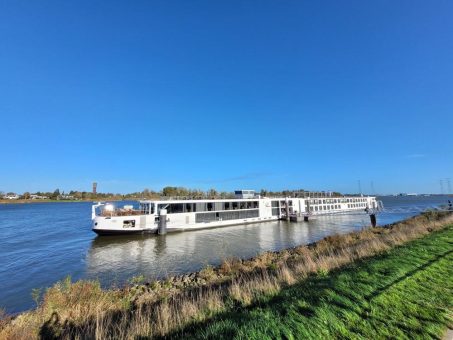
[175, 226, 453, 339]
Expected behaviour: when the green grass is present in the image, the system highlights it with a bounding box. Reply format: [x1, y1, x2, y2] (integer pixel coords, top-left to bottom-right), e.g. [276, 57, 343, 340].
[173, 226, 453, 339]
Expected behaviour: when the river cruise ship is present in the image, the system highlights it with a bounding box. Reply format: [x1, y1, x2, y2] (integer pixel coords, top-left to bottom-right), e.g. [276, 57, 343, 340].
[92, 190, 379, 235]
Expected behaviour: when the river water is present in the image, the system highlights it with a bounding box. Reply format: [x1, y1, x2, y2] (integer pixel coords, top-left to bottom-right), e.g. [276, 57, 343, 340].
[0, 195, 450, 313]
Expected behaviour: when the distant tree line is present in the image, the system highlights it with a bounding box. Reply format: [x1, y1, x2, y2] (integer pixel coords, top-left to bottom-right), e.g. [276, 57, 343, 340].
[1, 187, 349, 201]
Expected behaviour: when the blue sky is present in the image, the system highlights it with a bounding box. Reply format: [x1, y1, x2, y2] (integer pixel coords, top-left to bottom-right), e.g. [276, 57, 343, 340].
[1, 1, 452, 194]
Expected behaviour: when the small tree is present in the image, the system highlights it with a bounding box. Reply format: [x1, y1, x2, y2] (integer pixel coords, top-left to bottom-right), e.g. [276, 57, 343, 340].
[163, 186, 178, 197]
[51, 189, 60, 199]
[207, 189, 218, 198]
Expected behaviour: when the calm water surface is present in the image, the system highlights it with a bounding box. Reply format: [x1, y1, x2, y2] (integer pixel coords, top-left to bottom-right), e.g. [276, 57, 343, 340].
[0, 195, 450, 313]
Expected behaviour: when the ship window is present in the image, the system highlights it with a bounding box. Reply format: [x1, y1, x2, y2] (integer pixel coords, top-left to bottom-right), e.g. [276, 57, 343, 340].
[123, 220, 135, 228]
[225, 202, 230, 210]
[195, 212, 216, 223]
[232, 202, 238, 210]
[207, 202, 214, 211]
[253, 201, 259, 208]
[196, 203, 206, 212]
[140, 203, 148, 214]
[168, 204, 183, 214]
[185, 203, 193, 212]
[240, 202, 246, 209]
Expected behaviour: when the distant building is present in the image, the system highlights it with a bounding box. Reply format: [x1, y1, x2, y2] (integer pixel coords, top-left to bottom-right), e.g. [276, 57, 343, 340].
[30, 194, 49, 200]
[58, 194, 75, 200]
[93, 182, 97, 195]
[5, 194, 19, 200]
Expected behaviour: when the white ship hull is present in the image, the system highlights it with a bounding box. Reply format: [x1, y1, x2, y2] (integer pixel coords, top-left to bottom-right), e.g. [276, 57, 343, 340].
[92, 196, 378, 235]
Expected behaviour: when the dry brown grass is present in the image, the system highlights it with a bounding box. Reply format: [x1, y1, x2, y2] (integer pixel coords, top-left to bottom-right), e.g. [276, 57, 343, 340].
[1, 211, 452, 339]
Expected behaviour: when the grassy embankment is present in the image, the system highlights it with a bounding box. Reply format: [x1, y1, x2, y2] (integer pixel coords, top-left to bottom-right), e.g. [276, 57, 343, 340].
[178, 221, 453, 339]
[1, 212, 452, 339]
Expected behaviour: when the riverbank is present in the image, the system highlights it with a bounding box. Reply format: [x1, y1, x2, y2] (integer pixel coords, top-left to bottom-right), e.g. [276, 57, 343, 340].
[1, 211, 452, 339]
